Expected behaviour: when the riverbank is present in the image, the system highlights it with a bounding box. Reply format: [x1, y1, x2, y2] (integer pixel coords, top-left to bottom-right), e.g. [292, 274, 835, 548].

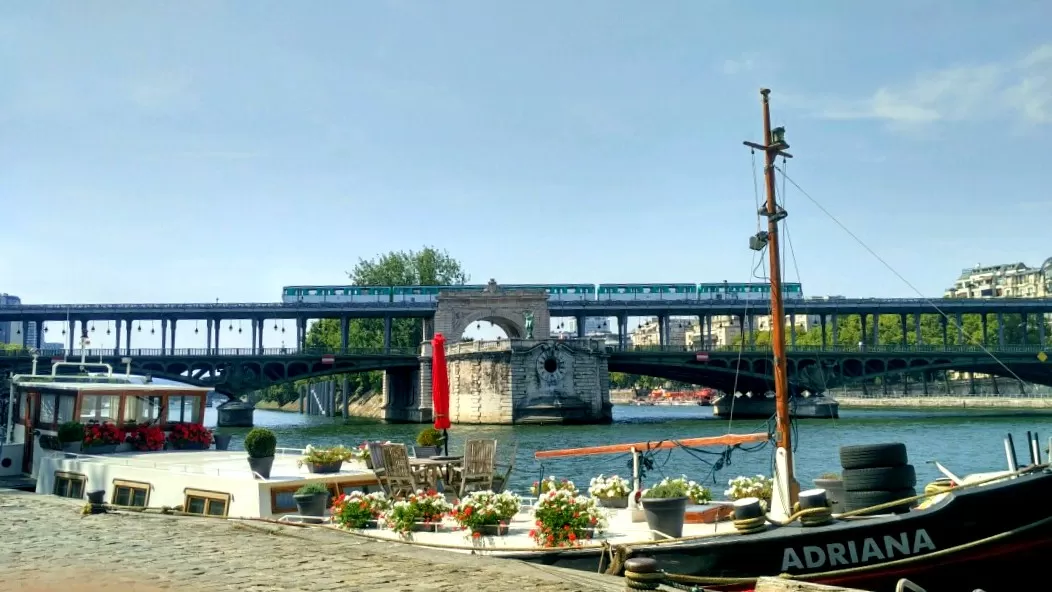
[0, 489, 622, 592]
[836, 396, 1052, 410]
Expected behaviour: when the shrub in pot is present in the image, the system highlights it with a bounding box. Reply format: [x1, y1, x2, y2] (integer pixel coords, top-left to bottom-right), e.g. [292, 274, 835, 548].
[641, 477, 691, 539]
[293, 481, 331, 522]
[57, 422, 85, 453]
[415, 427, 443, 458]
[244, 428, 277, 479]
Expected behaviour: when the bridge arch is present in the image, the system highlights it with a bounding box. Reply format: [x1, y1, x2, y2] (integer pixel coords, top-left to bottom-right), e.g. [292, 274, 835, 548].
[456, 312, 524, 341]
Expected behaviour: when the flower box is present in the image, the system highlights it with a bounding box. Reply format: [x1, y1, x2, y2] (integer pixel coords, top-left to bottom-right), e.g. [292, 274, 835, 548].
[410, 522, 440, 533]
[474, 523, 509, 536]
[304, 460, 343, 474]
[598, 496, 629, 509]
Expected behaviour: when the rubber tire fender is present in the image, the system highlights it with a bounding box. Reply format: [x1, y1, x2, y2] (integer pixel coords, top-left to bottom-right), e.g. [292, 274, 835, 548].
[843, 465, 917, 492]
[839, 443, 908, 470]
[842, 488, 917, 514]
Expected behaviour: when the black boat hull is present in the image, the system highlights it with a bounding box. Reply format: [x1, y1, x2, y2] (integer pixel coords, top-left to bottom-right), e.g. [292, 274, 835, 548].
[510, 468, 1052, 592]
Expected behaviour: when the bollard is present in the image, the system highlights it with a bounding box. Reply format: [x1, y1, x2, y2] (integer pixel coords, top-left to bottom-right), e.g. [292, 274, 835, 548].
[623, 557, 662, 591]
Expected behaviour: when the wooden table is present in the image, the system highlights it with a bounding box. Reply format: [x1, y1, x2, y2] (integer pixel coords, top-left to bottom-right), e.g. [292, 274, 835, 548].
[410, 456, 463, 490]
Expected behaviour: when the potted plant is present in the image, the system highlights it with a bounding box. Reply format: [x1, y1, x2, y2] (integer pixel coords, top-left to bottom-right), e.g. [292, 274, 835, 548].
[415, 427, 444, 458]
[293, 482, 331, 522]
[725, 475, 774, 510]
[529, 489, 607, 548]
[167, 423, 214, 450]
[244, 428, 277, 479]
[641, 477, 691, 539]
[813, 472, 844, 513]
[82, 422, 122, 454]
[451, 491, 521, 538]
[588, 474, 632, 508]
[213, 432, 233, 451]
[332, 491, 390, 529]
[385, 489, 453, 536]
[530, 476, 577, 497]
[57, 422, 84, 453]
[685, 479, 713, 505]
[126, 424, 165, 451]
[297, 444, 356, 473]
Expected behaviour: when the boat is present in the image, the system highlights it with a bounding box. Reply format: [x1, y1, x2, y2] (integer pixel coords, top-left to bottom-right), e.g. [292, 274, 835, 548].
[496, 89, 1052, 592]
[711, 390, 839, 419]
[0, 342, 380, 517]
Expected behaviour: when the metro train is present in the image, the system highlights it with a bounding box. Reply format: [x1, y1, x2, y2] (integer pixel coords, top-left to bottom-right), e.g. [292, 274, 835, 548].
[280, 282, 804, 304]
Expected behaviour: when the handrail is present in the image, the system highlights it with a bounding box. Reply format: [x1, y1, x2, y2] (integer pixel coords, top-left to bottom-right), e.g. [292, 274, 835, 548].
[534, 432, 770, 459]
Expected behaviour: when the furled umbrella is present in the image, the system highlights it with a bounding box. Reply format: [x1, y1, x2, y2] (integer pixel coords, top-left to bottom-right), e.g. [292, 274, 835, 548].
[431, 333, 452, 456]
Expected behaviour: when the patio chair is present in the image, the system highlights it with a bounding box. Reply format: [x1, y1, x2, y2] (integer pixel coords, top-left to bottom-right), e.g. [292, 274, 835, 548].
[380, 443, 428, 498]
[367, 441, 387, 478]
[454, 439, 497, 497]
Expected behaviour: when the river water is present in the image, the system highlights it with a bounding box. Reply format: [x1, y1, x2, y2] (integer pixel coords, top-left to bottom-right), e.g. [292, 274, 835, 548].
[204, 406, 1052, 496]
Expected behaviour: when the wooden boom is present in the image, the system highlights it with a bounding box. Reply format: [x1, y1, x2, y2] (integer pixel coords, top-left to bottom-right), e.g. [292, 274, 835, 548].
[534, 432, 770, 459]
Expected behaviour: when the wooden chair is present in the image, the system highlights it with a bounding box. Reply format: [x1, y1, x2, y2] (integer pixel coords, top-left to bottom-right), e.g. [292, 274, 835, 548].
[455, 439, 497, 497]
[380, 443, 427, 498]
[367, 441, 387, 478]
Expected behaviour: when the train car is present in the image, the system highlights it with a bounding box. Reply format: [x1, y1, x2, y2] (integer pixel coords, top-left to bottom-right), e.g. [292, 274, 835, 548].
[390, 284, 488, 304]
[500, 284, 596, 302]
[281, 285, 391, 304]
[697, 283, 728, 301]
[596, 284, 697, 302]
[710, 282, 804, 301]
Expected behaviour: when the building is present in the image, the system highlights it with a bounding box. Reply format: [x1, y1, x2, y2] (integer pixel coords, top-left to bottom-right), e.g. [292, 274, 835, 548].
[0, 293, 36, 347]
[945, 260, 1052, 299]
[630, 317, 692, 348]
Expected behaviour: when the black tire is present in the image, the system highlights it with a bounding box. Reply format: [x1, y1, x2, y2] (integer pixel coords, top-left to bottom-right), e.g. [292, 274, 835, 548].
[842, 465, 916, 492]
[839, 443, 908, 470]
[842, 488, 917, 514]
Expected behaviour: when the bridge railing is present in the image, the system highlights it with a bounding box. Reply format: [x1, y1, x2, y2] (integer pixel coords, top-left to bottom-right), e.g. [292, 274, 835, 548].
[0, 302, 440, 311]
[0, 347, 418, 358]
[613, 344, 1051, 354]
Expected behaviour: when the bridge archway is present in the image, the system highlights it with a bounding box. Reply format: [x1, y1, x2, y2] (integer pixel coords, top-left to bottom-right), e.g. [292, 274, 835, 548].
[459, 314, 522, 341]
[434, 279, 550, 340]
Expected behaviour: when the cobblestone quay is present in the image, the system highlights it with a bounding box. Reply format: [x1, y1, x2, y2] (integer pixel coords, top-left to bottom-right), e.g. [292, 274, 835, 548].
[0, 490, 622, 592]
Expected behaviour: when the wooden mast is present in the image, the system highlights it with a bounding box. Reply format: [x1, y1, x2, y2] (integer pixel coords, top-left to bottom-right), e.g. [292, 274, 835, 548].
[744, 88, 798, 504]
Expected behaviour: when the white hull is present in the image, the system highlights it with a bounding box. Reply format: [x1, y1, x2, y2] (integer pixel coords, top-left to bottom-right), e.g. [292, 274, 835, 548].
[711, 394, 840, 419]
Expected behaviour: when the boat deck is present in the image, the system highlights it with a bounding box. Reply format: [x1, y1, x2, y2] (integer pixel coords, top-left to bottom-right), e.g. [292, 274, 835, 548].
[338, 504, 741, 553]
[54, 448, 377, 484]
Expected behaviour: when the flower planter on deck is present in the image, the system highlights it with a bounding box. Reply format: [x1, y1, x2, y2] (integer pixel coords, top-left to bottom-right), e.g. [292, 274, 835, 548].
[598, 496, 629, 509]
[304, 461, 343, 474]
[61, 442, 82, 454]
[82, 444, 118, 455]
[410, 522, 440, 533]
[474, 524, 509, 536]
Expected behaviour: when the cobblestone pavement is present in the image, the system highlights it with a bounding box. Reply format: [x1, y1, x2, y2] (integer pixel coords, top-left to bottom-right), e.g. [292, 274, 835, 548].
[0, 491, 623, 592]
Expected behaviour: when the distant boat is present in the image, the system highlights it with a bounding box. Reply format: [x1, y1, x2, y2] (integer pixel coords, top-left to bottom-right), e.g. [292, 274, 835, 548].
[711, 391, 839, 419]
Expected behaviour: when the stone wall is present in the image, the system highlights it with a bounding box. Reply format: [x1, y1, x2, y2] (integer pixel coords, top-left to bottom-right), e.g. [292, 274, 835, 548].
[445, 339, 612, 425]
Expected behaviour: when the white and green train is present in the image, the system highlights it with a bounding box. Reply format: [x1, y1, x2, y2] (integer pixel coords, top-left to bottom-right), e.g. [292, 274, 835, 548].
[281, 282, 804, 304]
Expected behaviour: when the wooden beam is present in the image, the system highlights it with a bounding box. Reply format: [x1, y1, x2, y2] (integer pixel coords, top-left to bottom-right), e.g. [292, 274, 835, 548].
[534, 432, 769, 459]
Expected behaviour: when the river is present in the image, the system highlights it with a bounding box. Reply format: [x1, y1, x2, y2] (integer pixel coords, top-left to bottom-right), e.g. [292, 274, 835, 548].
[204, 405, 1052, 496]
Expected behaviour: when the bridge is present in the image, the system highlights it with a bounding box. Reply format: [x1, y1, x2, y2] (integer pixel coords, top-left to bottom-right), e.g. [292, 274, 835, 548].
[4, 296, 1052, 352]
[2, 343, 1048, 397]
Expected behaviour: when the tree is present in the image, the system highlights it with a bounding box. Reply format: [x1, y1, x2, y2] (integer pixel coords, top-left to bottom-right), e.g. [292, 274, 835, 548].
[305, 247, 469, 396]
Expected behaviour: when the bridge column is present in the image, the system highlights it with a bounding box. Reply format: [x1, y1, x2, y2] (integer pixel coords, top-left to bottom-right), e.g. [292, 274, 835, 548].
[871, 313, 880, 346]
[114, 319, 122, 356]
[900, 314, 907, 346]
[997, 313, 1004, 347]
[789, 317, 796, 346]
[68, 319, 75, 350]
[383, 316, 392, 352]
[33, 320, 41, 348]
[206, 319, 213, 353]
[125, 320, 132, 352]
[981, 314, 988, 345]
[618, 314, 628, 349]
[170, 319, 177, 355]
[577, 316, 586, 338]
[914, 314, 922, 346]
[214, 319, 221, 351]
[657, 315, 667, 347]
[705, 315, 712, 348]
[859, 315, 867, 349]
[940, 316, 948, 346]
[421, 317, 434, 342]
[1040, 314, 1046, 345]
[831, 313, 838, 345]
[1021, 313, 1029, 345]
[250, 320, 257, 354]
[159, 319, 167, 355]
[258, 318, 265, 353]
[819, 316, 827, 348]
[340, 316, 349, 353]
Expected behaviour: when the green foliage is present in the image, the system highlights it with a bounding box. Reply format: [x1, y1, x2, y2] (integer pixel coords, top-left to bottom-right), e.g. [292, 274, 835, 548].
[0, 343, 22, 352]
[295, 482, 331, 496]
[416, 427, 443, 447]
[57, 422, 85, 443]
[244, 428, 277, 458]
[304, 247, 469, 397]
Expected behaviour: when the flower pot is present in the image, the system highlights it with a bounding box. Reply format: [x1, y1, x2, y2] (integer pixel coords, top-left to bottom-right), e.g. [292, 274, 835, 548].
[813, 478, 844, 513]
[294, 492, 329, 522]
[83, 444, 118, 455]
[173, 442, 208, 451]
[61, 441, 82, 454]
[214, 434, 232, 451]
[598, 496, 629, 509]
[640, 496, 688, 539]
[305, 461, 343, 474]
[248, 455, 275, 479]
[414, 446, 439, 459]
[86, 490, 105, 504]
[474, 524, 509, 536]
[411, 522, 439, 533]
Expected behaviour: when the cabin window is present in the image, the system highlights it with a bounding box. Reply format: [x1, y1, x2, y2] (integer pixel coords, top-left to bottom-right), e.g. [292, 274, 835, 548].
[80, 395, 121, 422]
[270, 487, 300, 513]
[53, 471, 86, 499]
[166, 396, 201, 424]
[112, 480, 151, 507]
[39, 394, 57, 425]
[15, 392, 25, 424]
[184, 488, 231, 517]
[125, 396, 162, 423]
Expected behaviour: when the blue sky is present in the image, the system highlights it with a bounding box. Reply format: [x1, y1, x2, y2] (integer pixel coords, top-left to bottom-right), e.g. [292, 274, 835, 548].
[2, 1, 1051, 347]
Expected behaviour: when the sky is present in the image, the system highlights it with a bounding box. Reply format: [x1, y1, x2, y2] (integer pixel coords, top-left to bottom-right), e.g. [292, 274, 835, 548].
[3, 1, 1051, 347]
